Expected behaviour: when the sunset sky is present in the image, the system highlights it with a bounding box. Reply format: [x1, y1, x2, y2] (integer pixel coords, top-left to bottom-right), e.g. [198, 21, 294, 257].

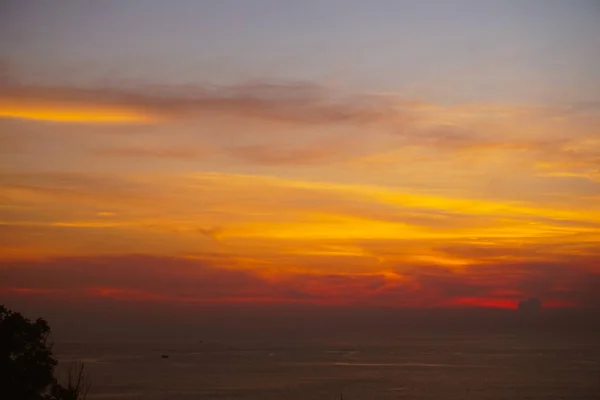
[2, 0, 600, 314]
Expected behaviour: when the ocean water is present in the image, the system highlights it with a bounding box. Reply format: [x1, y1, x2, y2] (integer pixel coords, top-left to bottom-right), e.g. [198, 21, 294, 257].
[53, 334, 600, 400]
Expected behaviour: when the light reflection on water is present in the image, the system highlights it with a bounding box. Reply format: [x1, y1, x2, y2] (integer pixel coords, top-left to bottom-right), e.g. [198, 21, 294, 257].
[53, 335, 600, 400]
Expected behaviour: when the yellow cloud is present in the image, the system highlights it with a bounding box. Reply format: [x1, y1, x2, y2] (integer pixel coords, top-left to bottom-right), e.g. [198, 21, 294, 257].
[0, 102, 155, 123]
[2, 169, 600, 270]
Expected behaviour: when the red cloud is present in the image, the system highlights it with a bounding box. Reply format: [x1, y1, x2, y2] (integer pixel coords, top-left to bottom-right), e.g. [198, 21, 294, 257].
[1, 254, 599, 310]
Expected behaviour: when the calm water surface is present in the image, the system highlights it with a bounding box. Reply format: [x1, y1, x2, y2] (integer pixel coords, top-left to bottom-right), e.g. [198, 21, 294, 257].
[53, 334, 600, 400]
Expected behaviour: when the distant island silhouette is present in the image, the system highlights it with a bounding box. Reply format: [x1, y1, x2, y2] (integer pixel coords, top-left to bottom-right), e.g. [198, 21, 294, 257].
[518, 297, 542, 313]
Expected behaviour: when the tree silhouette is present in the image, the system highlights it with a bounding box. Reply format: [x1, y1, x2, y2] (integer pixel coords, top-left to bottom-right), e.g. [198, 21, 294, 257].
[0, 304, 89, 400]
[1, 304, 57, 400]
[49, 363, 90, 400]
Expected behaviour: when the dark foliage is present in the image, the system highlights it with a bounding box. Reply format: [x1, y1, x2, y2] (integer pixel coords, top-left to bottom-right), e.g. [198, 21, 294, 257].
[1, 304, 89, 400]
[1, 304, 57, 400]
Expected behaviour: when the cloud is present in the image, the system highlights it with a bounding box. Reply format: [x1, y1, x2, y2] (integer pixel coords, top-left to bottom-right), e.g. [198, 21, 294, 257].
[518, 297, 542, 312]
[2, 170, 600, 264]
[0, 171, 148, 208]
[393, 261, 600, 309]
[0, 255, 355, 304]
[197, 226, 223, 241]
[0, 255, 272, 299]
[534, 139, 600, 182]
[226, 143, 350, 165]
[3, 76, 599, 184]
[94, 147, 210, 160]
[1, 255, 598, 309]
[0, 79, 398, 125]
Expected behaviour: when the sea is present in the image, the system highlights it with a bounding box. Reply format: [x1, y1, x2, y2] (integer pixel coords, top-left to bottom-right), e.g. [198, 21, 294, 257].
[52, 334, 600, 400]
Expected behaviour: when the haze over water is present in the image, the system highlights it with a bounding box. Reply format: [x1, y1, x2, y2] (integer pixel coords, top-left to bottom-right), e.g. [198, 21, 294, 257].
[52, 330, 599, 400]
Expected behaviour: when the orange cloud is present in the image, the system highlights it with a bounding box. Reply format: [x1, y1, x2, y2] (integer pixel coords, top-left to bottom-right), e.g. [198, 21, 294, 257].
[0, 80, 397, 125]
[2, 80, 600, 314]
[0, 101, 155, 123]
[94, 147, 209, 159]
[226, 143, 349, 165]
[2, 170, 599, 270]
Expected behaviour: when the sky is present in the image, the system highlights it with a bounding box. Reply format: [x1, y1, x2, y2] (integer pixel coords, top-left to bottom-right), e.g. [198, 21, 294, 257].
[1, 1, 600, 323]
